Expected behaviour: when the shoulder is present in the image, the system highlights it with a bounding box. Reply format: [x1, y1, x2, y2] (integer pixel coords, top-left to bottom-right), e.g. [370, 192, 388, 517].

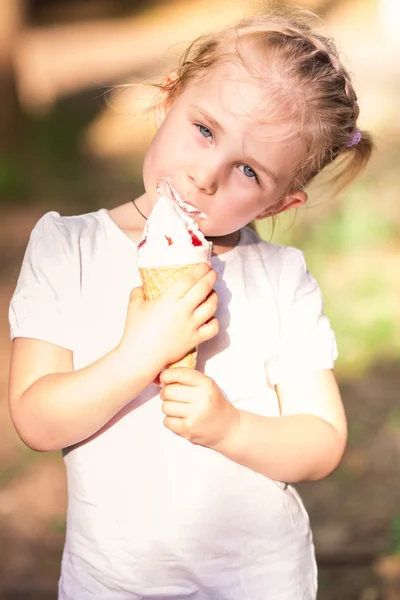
[9, 210, 106, 348]
[31, 209, 105, 241]
[26, 209, 107, 258]
[16, 209, 109, 287]
[240, 227, 320, 306]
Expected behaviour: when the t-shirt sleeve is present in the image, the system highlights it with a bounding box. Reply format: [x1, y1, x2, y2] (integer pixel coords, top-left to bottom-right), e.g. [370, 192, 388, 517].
[266, 247, 338, 387]
[9, 211, 78, 350]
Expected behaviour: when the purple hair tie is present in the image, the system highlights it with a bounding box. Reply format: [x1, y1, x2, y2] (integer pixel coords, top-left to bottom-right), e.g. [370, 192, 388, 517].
[348, 128, 361, 147]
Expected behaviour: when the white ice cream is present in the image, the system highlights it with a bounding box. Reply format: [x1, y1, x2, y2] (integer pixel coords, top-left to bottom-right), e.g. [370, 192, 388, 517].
[137, 195, 212, 268]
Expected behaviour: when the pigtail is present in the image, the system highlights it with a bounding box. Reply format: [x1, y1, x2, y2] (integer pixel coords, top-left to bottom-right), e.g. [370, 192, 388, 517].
[328, 129, 374, 194]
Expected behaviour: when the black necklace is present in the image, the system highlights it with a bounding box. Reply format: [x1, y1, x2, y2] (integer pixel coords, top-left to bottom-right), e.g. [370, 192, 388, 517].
[131, 199, 148, 221]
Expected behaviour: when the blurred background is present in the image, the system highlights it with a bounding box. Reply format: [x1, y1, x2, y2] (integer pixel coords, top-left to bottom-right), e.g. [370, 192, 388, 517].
[0, 0, 399, 598]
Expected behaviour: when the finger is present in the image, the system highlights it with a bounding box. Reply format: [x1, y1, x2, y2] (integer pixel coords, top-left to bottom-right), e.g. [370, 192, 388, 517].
[163, 416, 186, 436]
[160, 367, 205, 387]
[193, 290, 218, 326]
[197, 317, 219, 343]
[129, 286, 145, 303]
[161, 400, 189, 418]
[160, 382, 196, 402]
[181, 269, 218, 311]
[162, 263, 211, 300]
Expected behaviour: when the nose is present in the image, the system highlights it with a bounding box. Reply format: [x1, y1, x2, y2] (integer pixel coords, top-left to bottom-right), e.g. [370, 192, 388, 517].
[187, 162, 218, 195]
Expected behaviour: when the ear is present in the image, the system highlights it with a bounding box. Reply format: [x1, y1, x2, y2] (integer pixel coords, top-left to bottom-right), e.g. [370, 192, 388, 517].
[255, 189, 307, 220]
[154, 71, 179, 129]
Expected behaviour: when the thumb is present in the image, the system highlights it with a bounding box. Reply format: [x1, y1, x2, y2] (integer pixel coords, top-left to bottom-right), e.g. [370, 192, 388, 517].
[129, 286, 146, 304]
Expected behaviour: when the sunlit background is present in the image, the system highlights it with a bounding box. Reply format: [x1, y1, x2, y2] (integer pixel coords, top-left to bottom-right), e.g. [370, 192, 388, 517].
[0, 1, 399, 598]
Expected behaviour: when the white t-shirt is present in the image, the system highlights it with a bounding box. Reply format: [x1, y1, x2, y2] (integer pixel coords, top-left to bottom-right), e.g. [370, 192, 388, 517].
[9, 210, 337, 600]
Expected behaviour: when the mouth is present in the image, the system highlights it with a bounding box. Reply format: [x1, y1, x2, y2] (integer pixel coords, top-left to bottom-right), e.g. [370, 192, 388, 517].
[159, 178, 208, 220]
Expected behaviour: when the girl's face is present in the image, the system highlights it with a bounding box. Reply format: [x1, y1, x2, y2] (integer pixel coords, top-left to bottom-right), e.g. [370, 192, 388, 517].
[143, 62, 307, 237]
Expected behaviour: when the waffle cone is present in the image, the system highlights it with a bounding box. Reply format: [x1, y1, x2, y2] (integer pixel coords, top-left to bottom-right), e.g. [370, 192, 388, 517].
[139, 265, 198, 369]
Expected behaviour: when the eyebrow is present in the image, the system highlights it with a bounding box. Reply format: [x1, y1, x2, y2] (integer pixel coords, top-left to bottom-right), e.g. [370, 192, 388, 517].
[190, 105, 279, 184]
[247, 157, 278, 184]
[192, 106, 224, 134]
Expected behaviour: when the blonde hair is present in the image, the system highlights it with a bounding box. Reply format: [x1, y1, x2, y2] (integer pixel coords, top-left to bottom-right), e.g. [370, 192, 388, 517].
[159, 10, 373, 194]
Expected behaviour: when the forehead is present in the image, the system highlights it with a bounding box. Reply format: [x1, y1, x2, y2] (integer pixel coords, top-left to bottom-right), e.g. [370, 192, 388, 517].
[191, 62, 295, 137]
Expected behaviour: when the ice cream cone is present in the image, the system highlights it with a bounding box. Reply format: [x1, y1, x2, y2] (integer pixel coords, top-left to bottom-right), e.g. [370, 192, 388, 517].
[137, 188, 212, 371]
[139, 265, 198, 369]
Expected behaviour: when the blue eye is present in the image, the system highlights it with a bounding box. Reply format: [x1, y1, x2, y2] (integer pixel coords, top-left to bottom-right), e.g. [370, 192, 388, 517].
[197, 124, 212, 138]
[240, 165, 257, 180]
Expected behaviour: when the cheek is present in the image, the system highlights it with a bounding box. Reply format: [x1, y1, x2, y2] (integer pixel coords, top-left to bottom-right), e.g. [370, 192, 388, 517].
[143, 129, 169, 181]
[220, 188, 259, 219]
[144, 120, 188, 173]
[203, 199, 252, 236]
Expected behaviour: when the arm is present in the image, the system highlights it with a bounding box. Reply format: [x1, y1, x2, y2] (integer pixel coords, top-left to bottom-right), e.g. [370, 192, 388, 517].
[214, 247, 346, 482]
[9, 265, 219, 452]
[159, 368, 347, 484]
[8, 336, 161, 452]
[214, 369, 347, 482]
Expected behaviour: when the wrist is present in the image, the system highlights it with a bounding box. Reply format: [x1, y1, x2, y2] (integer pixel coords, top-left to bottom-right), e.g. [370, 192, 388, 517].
[211, 405, 242, 455]
[112, 341, 163, 387]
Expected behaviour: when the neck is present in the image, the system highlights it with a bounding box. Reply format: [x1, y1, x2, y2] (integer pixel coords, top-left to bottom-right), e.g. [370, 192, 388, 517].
[134, 192, 153, 218]
[208, 230, 240, 256]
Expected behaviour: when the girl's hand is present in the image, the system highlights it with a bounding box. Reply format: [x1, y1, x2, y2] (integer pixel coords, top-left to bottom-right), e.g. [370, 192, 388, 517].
[159, 368, 240, 448]
[119, 263, 219, 373]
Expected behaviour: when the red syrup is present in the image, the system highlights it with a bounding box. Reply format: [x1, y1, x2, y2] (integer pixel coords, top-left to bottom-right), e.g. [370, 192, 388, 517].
[189, 230, 203, 246]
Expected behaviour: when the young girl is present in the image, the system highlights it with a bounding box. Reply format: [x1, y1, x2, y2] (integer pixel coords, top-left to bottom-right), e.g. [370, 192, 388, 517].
[8, 11, 373, 600]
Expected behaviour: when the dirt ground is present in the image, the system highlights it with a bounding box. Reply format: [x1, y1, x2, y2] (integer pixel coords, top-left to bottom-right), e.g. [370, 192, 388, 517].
[0, 208, 400, 600]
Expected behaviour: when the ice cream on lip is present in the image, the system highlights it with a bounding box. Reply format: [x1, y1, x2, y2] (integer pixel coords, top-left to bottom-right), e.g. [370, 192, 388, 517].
[137, 184, 212, 269]
[158, 177, 208, 220]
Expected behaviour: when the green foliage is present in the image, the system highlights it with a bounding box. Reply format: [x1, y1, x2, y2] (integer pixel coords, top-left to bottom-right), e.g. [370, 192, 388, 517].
[0, 463, 23, 488]
[347, 421, 367, 447]
[29, 112, 78, 163]
[303, 187, 394, 255]
[385, 409, 400, 431]
[51, 516, 67, 535]
[0, 446, 61, 489]
[0, 158, 27, 199]
[389, 516, 400, 556]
